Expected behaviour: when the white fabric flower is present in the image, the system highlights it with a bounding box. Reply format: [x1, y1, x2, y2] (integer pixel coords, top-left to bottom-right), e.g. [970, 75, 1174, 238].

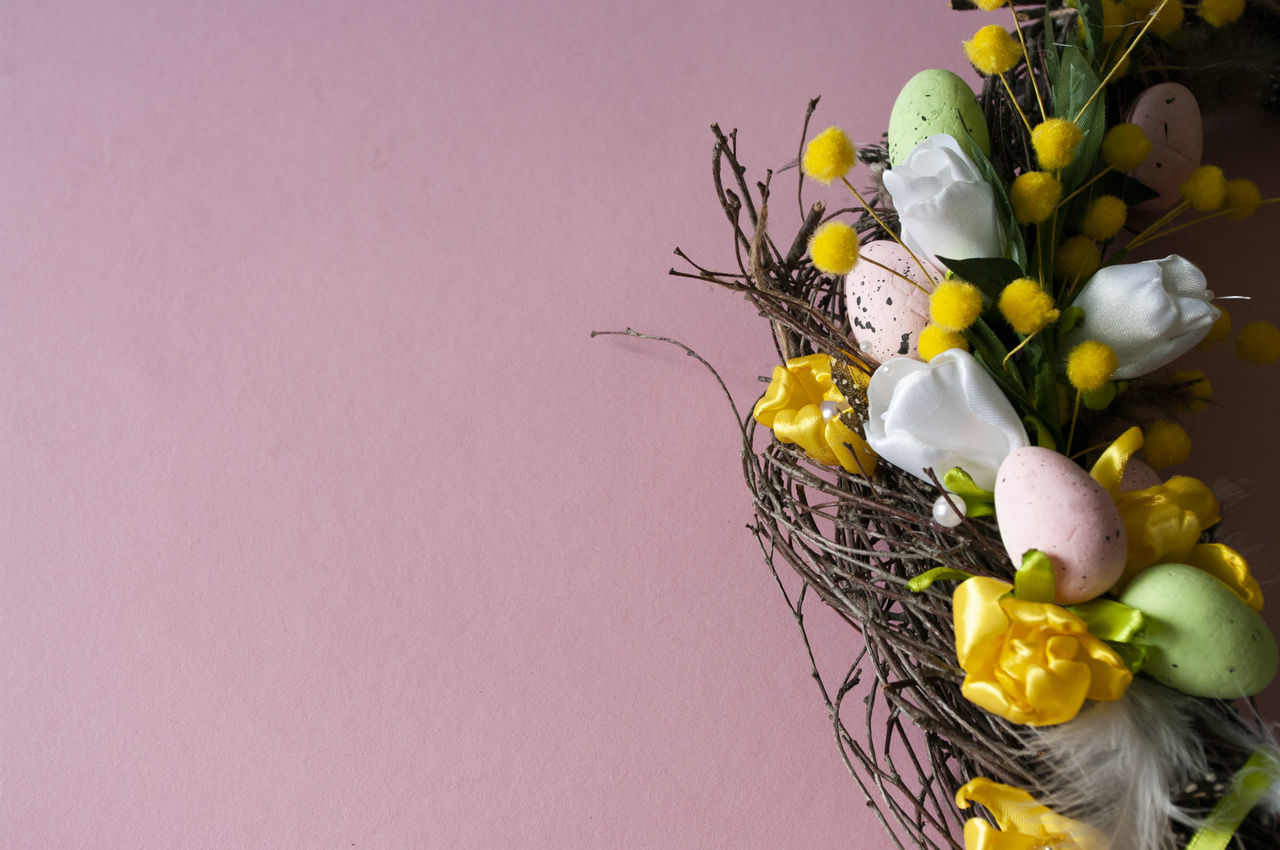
[1065, 255, 1219, 379]
[865, 349, 1028, 490]
[882, 134, 1007, 268]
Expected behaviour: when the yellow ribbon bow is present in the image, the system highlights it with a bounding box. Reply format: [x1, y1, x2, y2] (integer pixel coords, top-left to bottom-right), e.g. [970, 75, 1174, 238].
[957, 777, 1105, 849]
[954, 577, 1132, 726]
[1090, 427, 1262, 608]
[752, 353, 877, 475]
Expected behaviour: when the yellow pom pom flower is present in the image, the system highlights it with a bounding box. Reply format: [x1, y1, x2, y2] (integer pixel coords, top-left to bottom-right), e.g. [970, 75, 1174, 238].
[1149, 0, 1186, 37]
[973, 0, 1008, 9]
[1054, 235, 1102, 284]
[964, 25, 1022, 76]
[1128, 0, 1160, 12]
[1080, 195, 1128, 241]
[930, 280, 984, 332]
[999, 278, 1059, 335]
[1101, 123, 1152, 171]
[1143, 420, 1192, 469]
[1236, 321, 1280, 365]
[1010, 171, 1062, 225]
[802, 126, 857, 185]
[1101, 0, 1129, 43]
[1179, 165, 1227, 212]
[808, 221, 860, 275]
[1199, 0, 1246, 27]
[1198, 308, 1232, 349]
[1170, 369, 1213, 412]
[1031, 118, 1083, 171]
[918, 325, 970, 361]
[1067, 340, 1118, 392]
[1224, 178, 1262, 220]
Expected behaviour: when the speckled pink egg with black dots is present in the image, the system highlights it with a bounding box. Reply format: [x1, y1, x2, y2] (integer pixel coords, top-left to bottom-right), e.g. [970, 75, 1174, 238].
[994, 446, 1128, 605]
[845, 240, 934, 364]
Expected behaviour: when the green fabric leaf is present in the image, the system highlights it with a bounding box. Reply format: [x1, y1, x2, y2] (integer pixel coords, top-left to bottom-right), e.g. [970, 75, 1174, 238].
[907, 567, 975, 593]
[1054, 45, 1105, 195]
[936, 256, 1026, 301]
[1069, 598, 1146, 643]
[942, 467, 995, 502]
[1014, 549, 1057, 603]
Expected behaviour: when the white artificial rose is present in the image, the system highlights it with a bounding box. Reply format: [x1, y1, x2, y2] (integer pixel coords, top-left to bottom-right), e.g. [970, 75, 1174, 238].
[865, 348, 1028, 490]
[1065, 255, 1219, 379]
[882, 134, 1007, 269]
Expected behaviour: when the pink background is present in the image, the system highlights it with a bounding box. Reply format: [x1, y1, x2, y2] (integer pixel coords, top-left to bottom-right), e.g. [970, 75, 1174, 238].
[3, 1, 1277, 846]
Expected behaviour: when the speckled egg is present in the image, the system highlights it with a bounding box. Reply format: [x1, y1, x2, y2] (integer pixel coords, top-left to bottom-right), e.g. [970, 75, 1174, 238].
[845, 240, 934, 363]
[1127, 83, 1203, 210]
[1120, 457, 1161, 491]
[887, 69, 990, 166]
[994, 447, 1128, 604]
[1120, 563, 1278, 698]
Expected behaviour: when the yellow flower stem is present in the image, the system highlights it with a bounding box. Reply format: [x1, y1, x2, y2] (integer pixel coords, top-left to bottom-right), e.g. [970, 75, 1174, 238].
[1009, 2, 1046, 120]
[1124, 200, 1190, 251]
[1003, 326, 1044, 368]
[1059, 165, 1112, 208]
[1074, 0, 1171, 124]
[840, 175, 936, 284]
[1049, 195, 1059, 293]
[856, 254, 933, 295]
[1127, 198, 1280, 250]
[1070, 438, 1115, 461]
[999, 73, 1034, 135]
[1067, 389, 1082, 457]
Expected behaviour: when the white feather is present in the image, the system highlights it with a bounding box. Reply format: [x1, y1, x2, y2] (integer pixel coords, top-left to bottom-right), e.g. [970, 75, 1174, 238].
[1025, 678, 1208, 850]
[1026, 678, 1280, 849]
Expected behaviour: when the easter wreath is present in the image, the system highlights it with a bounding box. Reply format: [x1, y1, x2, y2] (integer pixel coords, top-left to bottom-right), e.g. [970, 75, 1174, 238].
[603, 1, 1280, 848]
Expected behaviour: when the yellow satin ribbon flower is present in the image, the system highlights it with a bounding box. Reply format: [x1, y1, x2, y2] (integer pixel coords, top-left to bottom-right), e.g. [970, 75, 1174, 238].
[752, 353, 877, 475]
[1090, 427, 1262, 606]
[954, 577, 1132, 726]
[957, 777, 1105, 850]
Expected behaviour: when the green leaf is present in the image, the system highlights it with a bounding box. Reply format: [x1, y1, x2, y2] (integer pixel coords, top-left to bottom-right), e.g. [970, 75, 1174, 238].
[907, 567, 975, 593]
[1054, 45, 1106, 195]
[958, 128, 1028, 269]
[942, 467, 995, 502]
[1098, 171, 1159, 206]
[1108, 642, 1148, 672]
[1024, 414, 1059, 451]
[1069, 599, 1146, 643]
[1058, 305, 1085, 335]
[1014, 549, 1057, 603]
[1082, 382, 1116, 410]
[1070, 0, 1105, 64]
[936, 256, 1026, 301]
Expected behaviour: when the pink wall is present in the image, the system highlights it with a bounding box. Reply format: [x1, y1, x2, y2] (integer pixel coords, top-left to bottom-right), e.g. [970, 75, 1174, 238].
[3, 1, 1277, 846]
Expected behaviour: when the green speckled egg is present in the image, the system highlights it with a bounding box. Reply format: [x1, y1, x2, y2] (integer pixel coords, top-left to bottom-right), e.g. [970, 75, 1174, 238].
[1119, 563, 1278, 698]
[887, 69, 990, 166]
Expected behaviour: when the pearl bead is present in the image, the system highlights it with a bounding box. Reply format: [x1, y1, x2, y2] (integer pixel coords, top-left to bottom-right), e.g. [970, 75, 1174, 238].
[932, 493, 967, 528]
[820, 400, 848, 421]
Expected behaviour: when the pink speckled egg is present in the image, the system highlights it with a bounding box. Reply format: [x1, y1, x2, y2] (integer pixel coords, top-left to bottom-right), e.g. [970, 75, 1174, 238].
[994, 447, 1128, 605]
[1121, 457, 1161, 491]
[1127, 83, 1203, 211]
[845, 240, 934, 363]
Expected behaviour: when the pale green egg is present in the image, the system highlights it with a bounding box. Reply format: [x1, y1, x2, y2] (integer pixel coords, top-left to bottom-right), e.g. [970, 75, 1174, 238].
[1119, 563, 1278, 698]
[887, 69, 990, 166]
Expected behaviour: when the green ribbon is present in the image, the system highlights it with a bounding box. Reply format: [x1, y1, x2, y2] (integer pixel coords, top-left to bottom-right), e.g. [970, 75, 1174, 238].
[906, 567, 974, 593]
[942, 467, 995, 519]
[1013, 549, 1056, 603]
[1068, 599, 1145, 643]
[1185, 749, 1280, 850]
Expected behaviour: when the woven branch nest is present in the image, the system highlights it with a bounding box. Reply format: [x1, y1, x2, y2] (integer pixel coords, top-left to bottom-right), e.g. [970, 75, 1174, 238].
[668, 6, 1280, 847]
